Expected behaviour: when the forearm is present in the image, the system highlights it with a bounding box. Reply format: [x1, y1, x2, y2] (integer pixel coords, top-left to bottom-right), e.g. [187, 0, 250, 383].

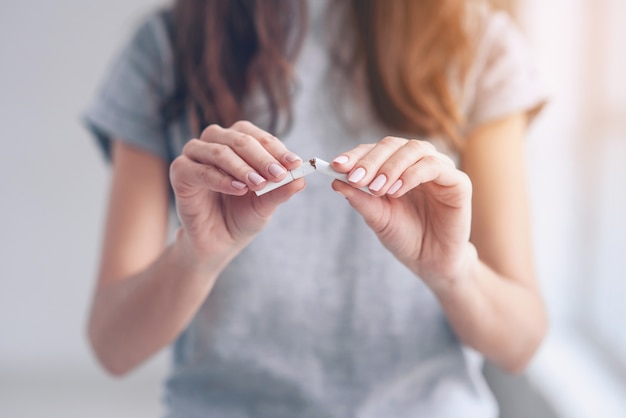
[87, 228, 237, 376]
[429, 245, 547, 373]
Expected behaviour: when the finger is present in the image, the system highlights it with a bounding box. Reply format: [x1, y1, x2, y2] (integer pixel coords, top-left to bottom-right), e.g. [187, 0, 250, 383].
[342, 136, 413, 192]
[200, 125, 288, 183]
[331, 179, 388, 231]
[330, 143, 375, 172]
[369, 139, 439, 196]
[199, 124, 289, 184]
[170, 155, 249, 196]
[252, 178, 307, 217]
[389, 154, 471, 203]
[230, 120, 303, 169]
[182, 139, 268, 191]
[335, 138, 437, 195]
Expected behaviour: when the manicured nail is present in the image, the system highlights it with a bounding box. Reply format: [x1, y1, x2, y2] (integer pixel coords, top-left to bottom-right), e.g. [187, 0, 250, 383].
[284, 152, 302, 163]
[388, 179, 403, 195]
[333, 155, 349, 164]
[247, 172, 266, 185]
[232, 180, 247, 190]
[369, 174, 387, 192]
[269, 163, 287, 177]
[348, 167, 366, 183]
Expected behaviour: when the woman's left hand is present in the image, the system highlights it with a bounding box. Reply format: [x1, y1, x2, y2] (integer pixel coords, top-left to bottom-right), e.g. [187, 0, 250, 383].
[331, 137, 476, 288]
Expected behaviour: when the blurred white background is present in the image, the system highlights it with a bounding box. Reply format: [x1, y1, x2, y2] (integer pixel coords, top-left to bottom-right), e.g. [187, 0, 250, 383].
[1, 0, 625, 417]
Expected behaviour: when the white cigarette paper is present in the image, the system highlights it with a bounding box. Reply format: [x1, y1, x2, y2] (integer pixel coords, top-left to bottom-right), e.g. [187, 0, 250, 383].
[254, 157, 374, 196]
[311, 158, 374, 195]
[254, 163, 316, 196]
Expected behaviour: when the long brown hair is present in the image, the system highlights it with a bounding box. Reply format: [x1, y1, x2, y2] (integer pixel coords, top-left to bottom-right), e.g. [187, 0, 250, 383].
[171, 0, 307, 135]
[171, 0, 480, 149]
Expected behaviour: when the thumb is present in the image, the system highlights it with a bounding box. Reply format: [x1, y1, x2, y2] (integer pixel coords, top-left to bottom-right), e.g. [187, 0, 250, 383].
[252, 178, 306, 218]
[331, 180, 388, 231]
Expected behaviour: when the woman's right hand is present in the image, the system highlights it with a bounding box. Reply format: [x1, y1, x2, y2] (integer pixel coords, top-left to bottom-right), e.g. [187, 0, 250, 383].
[89, 123, 301, 374]
[169, 121, 304, 263]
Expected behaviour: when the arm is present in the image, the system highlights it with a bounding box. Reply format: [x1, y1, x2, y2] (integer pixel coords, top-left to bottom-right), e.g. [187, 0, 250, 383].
[87, 140, 226, 376]
[330, 113, 546, 373]
[440, 113, 547, 373]
[88, 122, 304, 376]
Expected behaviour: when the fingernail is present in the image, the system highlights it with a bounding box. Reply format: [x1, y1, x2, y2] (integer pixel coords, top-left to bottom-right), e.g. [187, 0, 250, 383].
[284, 152, 302, 163]
[269, 163, 287, 177]
[333, 155, 349, 164]
[369, 174, 387, 192]
[388, 179, 403, 195]
[348, 167, 366, 183]
[232, 180, 247, 190]
[247, 172, 266, 185]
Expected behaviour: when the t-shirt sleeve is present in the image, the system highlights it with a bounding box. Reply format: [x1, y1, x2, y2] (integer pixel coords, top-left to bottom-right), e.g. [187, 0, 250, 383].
[83, 13, 174, 161]
[464, 11, 548, 132]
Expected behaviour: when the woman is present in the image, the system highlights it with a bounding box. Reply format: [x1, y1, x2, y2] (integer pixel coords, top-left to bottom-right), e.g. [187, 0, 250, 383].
[85, 0, 547, 416]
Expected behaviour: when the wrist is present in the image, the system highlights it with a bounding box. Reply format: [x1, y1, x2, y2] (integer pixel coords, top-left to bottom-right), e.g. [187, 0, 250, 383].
[172, 227, 240, 278]
[422, 242, 480, 298]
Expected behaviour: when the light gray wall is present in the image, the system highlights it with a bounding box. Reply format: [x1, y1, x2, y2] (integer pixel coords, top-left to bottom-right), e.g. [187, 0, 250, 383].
[0, 1, 168, 416]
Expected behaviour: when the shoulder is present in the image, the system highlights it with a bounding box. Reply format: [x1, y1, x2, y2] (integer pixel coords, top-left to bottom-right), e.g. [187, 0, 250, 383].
[82, 9, 178, 162]
[468, 5, 532, 79]
[123, 11, 175, 82]
[460, 3, 548, 133]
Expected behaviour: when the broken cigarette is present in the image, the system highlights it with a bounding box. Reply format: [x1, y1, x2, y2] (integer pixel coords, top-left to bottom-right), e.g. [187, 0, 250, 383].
[254, 162, 316, 196]
[309, 158, 374, 195]
[254, 157, 374, 196]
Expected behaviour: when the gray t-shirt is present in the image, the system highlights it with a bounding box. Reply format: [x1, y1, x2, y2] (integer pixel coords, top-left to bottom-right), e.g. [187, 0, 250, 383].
[84, 4, 546, 417]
